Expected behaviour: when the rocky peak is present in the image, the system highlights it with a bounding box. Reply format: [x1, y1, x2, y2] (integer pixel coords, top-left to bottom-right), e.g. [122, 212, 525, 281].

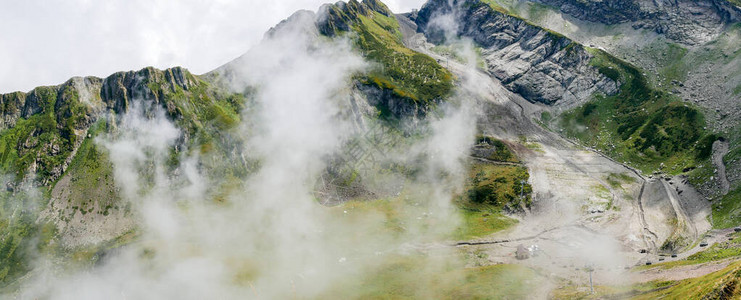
[317, 0, 394, 36]
[101, 66, 197, 114]
[361, 0, 393, 16]
[531, 0, 741, 45]
[0, 66, 198, 185]
[0, 92, 27, 131]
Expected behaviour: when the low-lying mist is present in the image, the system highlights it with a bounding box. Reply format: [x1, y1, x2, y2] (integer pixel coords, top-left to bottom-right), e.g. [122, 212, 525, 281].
[10, 6, 482, 300]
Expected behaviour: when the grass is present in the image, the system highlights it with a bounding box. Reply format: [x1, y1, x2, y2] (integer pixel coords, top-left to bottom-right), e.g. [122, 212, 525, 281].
[329, 136, 527, 241]
[63, 229, 139, 268]
[158, 74, 250, 181]
[474, 135, 519, 163]
[519, 135, 545, 153]
[464, 163, 532, 210]
[525, 1, 554, 22]
[657, 43, 690, 85]
[321, 0, 453, 105]
[329, 134, 528, 242]
[726, 129, 741, 166]
[454, 208, 517, 240]
[551, 281, 675, 299]
[333, 191, 517, 242]
[559, 48, 716, 175]
[632, 261, 741, 299]
[687, 248, 741, 264]
[712, 186, 741, 229]
[57, 120, 120, 217]
[0, 188, 56, 285]
[606, 172, 636, 189]
[353, 13, 454, 103]
[320, 256, 541, 299]
[0, 85, 90, 183]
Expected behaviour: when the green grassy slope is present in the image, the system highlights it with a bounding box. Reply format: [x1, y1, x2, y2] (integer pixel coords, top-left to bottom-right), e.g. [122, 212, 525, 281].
[0, 189, 56, 283]
[321, 259, 541, 299]
[712, 187, 741, 229]
[54, 120, 120, 219]
[633, 261, 741, 299]
[558, 49, 716, 175]
[321, 0, 454, 103]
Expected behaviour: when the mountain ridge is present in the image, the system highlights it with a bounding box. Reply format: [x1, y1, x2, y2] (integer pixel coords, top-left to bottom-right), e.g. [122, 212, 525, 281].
[530, 0, 741, 45]
[1, 0, 740, 298]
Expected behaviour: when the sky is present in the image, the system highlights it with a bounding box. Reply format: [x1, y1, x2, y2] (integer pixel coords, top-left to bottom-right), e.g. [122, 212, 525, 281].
[0, 0, 425, 93]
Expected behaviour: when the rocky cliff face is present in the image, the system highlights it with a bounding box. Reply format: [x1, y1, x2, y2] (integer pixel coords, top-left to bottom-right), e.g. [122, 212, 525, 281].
[0, 66, 242, 253]
[0, 66, 200, 187]
[101, 66, 197, 115]
[532, 0, 741, 45]
[416, 0, 619, 107]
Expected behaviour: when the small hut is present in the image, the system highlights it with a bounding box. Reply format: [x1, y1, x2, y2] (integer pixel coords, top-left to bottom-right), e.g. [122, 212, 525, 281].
[516, 244, 530, 260]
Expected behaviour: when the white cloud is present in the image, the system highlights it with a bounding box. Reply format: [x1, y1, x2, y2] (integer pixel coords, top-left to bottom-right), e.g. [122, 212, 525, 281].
[15, 8, 473, 298]
[0, 0, 425, 93]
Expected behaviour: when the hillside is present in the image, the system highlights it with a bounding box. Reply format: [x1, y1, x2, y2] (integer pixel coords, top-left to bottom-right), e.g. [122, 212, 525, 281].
[1, 0, 740, 298]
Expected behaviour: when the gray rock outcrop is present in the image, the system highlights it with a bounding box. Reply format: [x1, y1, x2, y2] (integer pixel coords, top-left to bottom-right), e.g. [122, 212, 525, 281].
[531, 0, 741, 45]
[416, 0, 619, 107]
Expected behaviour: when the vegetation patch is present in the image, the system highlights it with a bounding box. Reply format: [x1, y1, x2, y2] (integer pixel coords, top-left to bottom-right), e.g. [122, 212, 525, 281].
[453, 208, 517, 240]
[159, 77, 250, 180]
[56, 120, 120, 216]
[606, 172, 636, 189]
[551, 280, 675, 300]
[711, 186, 741, 229]
[473, 135, 519, 163]
[559, 49, 716, 175]
[464, 163, 532, 211]
[0, 189, 56, 286]
[320, 1, 453, 104]
[0, 85, 90, 183]
[321, 256, 541, 299]
[353, 13, 454, 103]
[632, 261, 741, 299]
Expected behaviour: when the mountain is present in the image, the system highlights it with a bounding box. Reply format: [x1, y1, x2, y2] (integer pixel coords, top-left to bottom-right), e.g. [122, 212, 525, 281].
[531, 0, 741, 45]
[1, 0, 740, 298]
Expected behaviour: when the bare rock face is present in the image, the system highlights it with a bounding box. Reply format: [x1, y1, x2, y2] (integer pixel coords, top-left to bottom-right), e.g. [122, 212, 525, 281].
[0, 66, 196, 187]
[355, 82, 433, 122]
[101, 66, 197, 114]
[531, 0, 741, 45]
[416, 0, 618, 108]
